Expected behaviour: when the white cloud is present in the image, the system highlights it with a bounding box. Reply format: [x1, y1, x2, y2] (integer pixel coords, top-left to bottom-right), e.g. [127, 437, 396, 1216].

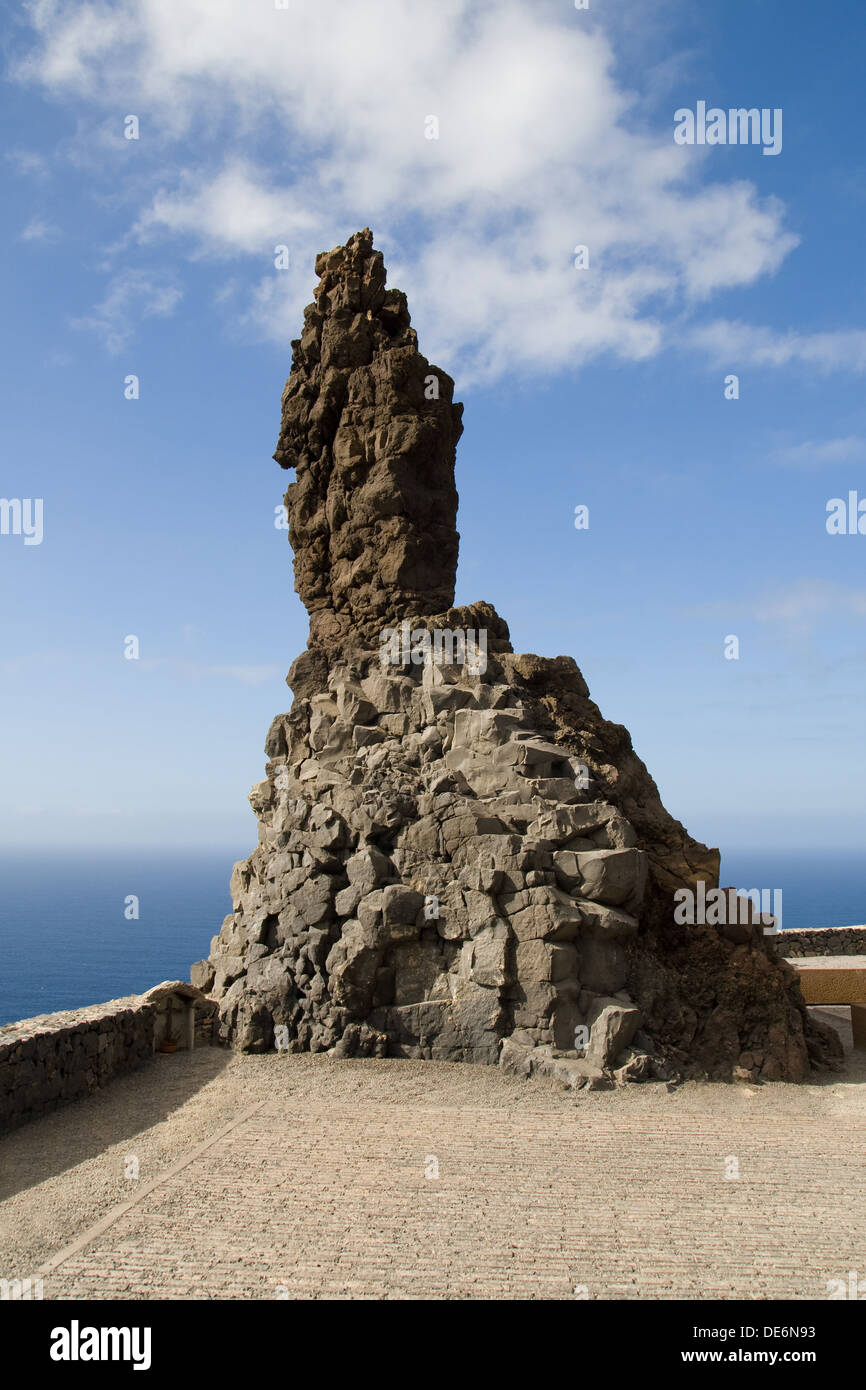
[774, 437, 866, 469]
[752, 580, 866, 636]
[692, 320, 866, 375]
[6, 148, 51, 179]
[205, 664, 284, 687]
[20, 216, 60, 242]
[754, 579, 866, 619]
[17, 0, 812, 382]
[70, 268, 182, 352]
[134, 164, 320, 257]
[138, 656, 284, 686]
[695, 579, 866, 638]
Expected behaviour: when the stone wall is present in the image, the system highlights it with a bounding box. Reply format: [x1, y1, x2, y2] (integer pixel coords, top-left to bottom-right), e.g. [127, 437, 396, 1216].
[0, 983, 217, 1134]
[775, 926, 866, 958]
[194, 1006, 216, 1048]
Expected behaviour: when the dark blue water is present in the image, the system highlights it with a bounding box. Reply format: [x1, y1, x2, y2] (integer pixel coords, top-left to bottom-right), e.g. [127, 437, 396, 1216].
[0, 851, 241, 1027]
[720, 850, 865, 936]
[0, 849, 863, 1027]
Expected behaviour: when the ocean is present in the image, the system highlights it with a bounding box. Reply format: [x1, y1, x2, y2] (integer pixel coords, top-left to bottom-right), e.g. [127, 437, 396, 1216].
[0, 851, 239, 1028]
[0, 848, 863, 1028]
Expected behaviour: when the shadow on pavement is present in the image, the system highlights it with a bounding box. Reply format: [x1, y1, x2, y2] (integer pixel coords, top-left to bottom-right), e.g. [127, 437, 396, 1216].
[0, 1047, 232, 1202]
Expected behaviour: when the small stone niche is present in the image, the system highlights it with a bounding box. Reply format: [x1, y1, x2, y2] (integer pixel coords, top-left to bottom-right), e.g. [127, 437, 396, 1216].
[143, 982, 206, 1052]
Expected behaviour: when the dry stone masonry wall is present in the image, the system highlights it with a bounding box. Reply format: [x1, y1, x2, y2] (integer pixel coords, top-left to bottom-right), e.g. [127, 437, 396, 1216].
[0, 984, 216, 1133]
[193, 230, 843, 1088]
[776, 926, 866, 958]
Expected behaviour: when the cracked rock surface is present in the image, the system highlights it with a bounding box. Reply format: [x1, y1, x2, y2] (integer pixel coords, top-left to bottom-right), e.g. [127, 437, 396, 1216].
[192, 231, 841, 1086]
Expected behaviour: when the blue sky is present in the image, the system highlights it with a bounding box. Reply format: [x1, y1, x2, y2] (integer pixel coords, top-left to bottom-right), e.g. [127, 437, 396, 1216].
[1, 0, 865, 858]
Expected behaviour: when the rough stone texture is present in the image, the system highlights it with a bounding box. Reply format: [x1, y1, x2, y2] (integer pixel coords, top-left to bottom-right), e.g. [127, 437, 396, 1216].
[275, 227, 463, 653]
[0, 985, 217, 1134]
[194, 230, 843, 1085]
[775, 926, 866, 958]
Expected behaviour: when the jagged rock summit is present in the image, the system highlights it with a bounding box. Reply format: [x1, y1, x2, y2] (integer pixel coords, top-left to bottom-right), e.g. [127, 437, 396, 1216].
[192, 229, 841, 1086]
[273, 227, 462, 658]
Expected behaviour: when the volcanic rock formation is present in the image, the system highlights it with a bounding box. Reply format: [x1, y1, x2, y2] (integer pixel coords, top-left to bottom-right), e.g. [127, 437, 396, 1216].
[192, 229, 841, 1086]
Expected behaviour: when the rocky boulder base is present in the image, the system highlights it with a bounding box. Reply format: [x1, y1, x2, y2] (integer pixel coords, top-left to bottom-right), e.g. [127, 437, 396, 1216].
[193, 230, 842, 1087]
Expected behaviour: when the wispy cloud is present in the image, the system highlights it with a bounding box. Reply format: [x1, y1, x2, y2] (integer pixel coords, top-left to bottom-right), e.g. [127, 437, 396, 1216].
[137, 657, 283, 686]
[753, 579, 866, 628]
[0, 650, 68, 678]
[20, 216, 60, 243]
[205, 664, 283, 687]
[773, 436, 866, 469]
[70, 268, 182, 353]
[693, 579, 866, 638]
[692, 320, 866, 374]
[6, 148, 50, 179]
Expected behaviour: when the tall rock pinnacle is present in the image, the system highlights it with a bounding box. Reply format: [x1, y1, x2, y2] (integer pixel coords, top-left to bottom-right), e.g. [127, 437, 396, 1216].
[275, 228, 463, 652]
[193, 232, 842, 1087]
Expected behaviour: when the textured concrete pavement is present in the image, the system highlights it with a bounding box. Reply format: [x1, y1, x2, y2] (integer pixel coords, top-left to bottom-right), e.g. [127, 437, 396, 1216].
[1, 1012, 864, 1301]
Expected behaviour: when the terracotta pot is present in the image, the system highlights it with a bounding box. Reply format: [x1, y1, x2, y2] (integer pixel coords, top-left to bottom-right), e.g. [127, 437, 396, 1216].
[159, 1040, 178, 1054]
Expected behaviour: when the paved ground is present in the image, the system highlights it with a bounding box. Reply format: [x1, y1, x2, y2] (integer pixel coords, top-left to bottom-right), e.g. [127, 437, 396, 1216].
[1, 1008, 864, 1300]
